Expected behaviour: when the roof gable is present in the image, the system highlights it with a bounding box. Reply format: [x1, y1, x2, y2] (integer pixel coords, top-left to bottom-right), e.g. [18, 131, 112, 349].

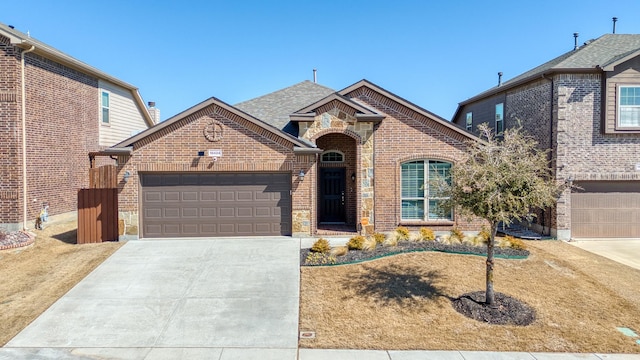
[113, 96, 316, 150]
[289, 93, 385, 123]
[340, 79, 481, 142]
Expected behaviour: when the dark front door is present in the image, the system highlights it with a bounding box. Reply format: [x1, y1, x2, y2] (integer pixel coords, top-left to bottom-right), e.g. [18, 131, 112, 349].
[319, 168, 346, 223]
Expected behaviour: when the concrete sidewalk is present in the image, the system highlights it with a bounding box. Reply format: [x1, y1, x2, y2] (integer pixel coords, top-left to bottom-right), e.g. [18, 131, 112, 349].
[1, 238, 300, 360]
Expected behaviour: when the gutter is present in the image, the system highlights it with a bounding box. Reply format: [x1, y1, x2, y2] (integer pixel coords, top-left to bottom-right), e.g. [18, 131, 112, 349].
[21, 45, 35, 230]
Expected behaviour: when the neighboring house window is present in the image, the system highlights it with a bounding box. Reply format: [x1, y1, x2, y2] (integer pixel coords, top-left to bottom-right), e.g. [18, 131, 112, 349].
[401, 160, 452, 221]
[465, 112, 473, 131]
[101, 91, 110, 124]
[321, 151, 344, 163]
[495, 103, 504, 134]
[618, 86, 640, 127]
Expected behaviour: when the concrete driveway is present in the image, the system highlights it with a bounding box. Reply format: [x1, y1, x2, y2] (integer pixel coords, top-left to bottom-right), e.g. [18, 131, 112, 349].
[0, 238, 300, 360]
[570, 239, 640, 271]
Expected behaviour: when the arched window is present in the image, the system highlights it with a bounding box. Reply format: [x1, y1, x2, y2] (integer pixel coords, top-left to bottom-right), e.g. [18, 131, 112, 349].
[321, 151, 344, 163]
[401, 160, 452, 221]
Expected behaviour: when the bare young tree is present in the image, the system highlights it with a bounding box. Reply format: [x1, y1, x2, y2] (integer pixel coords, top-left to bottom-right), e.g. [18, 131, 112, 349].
[446, 123, 562, 306]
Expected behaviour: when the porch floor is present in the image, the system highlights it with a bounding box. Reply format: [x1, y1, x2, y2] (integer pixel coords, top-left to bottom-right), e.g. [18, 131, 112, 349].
[316, 224, 358, 236]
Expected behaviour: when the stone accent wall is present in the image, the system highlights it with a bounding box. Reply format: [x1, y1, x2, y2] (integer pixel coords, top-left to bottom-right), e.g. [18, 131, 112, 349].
[299, 107, 376, 233]
[0, 40, 100, 230]
[292, 210, 310, 235]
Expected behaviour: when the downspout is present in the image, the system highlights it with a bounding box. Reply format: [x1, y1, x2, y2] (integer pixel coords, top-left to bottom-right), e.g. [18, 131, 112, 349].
[21, 45, 35, 230]
[542, 73, 554, 236]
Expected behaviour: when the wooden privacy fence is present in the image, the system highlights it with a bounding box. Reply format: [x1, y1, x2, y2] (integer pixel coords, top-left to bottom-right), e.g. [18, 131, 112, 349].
[89, 165, 117, 188]
[78, 188, 118, 244]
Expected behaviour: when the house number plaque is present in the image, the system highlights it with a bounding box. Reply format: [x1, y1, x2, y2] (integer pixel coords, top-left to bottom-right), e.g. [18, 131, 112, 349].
[204, 120, 224, 142]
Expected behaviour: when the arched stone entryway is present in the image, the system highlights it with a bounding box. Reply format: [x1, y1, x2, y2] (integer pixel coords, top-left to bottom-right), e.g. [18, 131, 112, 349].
[316, 133, 358, 231]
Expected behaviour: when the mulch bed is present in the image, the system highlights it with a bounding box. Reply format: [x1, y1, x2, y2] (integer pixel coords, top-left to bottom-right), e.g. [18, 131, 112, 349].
[0, 228, 36, 251]
[300, 241, 529, 266]
[452, 291, 536, 326]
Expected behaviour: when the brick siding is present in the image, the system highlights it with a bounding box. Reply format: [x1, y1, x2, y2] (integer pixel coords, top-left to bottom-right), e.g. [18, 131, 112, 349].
[0, 42, 100, 229]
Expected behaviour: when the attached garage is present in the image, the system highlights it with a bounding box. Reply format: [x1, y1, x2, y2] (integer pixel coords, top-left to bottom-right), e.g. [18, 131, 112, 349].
[571, 181, 640, 239]
[141, 173, 292, 238]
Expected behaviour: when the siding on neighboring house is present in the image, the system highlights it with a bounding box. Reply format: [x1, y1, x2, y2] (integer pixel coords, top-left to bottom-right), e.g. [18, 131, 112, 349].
[99, 79, 148, 146]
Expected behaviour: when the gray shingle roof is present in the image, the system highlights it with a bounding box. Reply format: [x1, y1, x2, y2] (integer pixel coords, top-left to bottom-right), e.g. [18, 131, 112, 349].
[235, 80, 335, 136]
[460, 34, 640, 106]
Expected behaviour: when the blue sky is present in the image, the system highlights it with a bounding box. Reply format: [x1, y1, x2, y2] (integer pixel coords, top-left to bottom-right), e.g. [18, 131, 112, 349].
[4, 0, 640, 121]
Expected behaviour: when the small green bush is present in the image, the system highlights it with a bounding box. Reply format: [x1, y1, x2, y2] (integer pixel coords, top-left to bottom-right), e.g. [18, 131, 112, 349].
[373, 232, 387, 244]
[311, 238, 331, 253]
[419, 227, 436, 241]
[347, 235, 366, 250]
[395, 226, 410, 241]
[305, 252, 337, 265]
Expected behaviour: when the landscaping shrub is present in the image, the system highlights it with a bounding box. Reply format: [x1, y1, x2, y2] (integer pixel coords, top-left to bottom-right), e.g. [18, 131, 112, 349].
[373, 232, 386, 244]
[419, 227, 436, 241]
[450, 227, 465, 242]
[383, 236, 399, 247]
[305, 252, 337, 265]
[311, 238, 331, 253]
[506, 236, 527, 250]
[330, 246, 348, 257]
[362, 236, 377, 251]
[395, 226, 411, 241]
[347, 235, 366, 250]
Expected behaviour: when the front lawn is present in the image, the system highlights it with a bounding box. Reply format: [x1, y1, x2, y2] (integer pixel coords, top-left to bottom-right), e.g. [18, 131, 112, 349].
[299, 240, 640, 353]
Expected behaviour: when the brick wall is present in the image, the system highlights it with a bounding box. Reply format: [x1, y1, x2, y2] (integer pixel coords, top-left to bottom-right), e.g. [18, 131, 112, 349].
[346, 87, 484, 232]
[116, 103, 309, 235]
[0, 35, 21, 225]
[554, 73, 640, 238]
[0, 43, 100, 229]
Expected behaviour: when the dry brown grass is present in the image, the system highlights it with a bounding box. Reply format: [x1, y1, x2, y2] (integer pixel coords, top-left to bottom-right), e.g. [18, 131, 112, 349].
[0, 220, 122, 346]
[300, 240, 640, 353]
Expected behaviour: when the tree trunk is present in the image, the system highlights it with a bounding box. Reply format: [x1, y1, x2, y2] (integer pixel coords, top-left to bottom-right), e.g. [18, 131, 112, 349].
[485, 221, 498, 307]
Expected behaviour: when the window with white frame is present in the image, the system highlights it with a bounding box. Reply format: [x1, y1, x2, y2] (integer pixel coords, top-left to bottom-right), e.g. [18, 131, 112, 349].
[401, 160, 452, 221]
[465, 112, 473, 131]
[618, 86, 640, 127]
[495, 103, 504, 134]
[101, 91, 110, 124]
[321, 151, 344, 163]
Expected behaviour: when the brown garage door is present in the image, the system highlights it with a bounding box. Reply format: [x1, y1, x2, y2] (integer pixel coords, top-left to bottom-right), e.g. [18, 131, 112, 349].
[571, 181, 640, 238]
[141, 173, 291, 238]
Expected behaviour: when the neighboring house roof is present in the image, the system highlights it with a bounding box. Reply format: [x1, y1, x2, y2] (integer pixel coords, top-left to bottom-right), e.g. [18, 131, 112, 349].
[455, 34, 640, 113]
[113, 95, 317, 151]
[235, 80, 335, 136]
[0, 22, 155, 127]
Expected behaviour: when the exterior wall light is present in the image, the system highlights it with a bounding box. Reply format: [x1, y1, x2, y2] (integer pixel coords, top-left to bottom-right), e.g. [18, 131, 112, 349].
[123, 171, 131, 183]
[351, 173, 356, 182]
[298, 170, 305, 180]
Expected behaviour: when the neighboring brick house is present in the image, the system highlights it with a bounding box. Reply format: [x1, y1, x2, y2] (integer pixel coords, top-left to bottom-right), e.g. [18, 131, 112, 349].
[101, 80, 482, 238]
[452, 34, 640, 240]
[0, 23, 155, 231]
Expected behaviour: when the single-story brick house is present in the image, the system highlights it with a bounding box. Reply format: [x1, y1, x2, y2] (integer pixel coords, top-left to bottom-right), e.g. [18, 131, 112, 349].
[99, 80, 482, 238]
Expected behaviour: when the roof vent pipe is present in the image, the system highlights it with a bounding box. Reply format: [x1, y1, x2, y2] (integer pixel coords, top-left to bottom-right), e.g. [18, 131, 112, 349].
[612, 17, 618, 34]
[498, 72, 503, 86]
[8, 25, 14, 29]
[573, 32, 579, 50]
[148, 101, 156, 108]
[313, 68, 317, 83]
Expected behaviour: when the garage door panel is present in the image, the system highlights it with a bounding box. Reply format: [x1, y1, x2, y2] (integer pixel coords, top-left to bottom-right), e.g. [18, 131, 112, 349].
[141, 173, 292, 238]
[237, 191, 253, 201]
[219, 192, 235, 201]
[571, 187, 640, 238]
[182, 192, 198, 202]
